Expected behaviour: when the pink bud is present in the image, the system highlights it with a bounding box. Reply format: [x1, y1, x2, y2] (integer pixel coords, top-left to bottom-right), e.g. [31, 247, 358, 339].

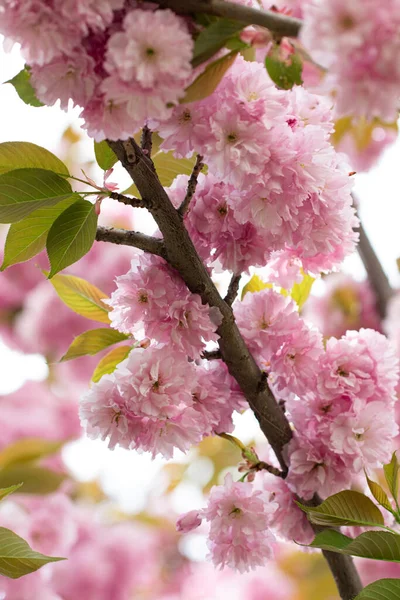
[176, 510, 202, 533]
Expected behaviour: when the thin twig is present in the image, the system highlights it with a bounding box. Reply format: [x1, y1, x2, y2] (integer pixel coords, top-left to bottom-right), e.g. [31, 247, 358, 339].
[255, 461, 285, 478]
[224, 274, 241, 306]
[141, 125, 153, 157]
[178, 154, 204, 217]
[152, 0, 302, 38]
[109, 192, 145, 208]
[96, 226, 166, 258]
[202, 349, 222, 360]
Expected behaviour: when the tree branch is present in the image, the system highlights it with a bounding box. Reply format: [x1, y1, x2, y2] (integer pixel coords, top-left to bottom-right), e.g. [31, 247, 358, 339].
[224, 273, 241, 306]
[107, 137, 363, 599]
[356, 218, 393, 319]
[141, 125, 153, 157]
[96, 226, 167, 258]
[202, 349, 222, 360]
[178, 154, 204, 218]
[109, 192, 145, 208]
[151, 0, 302, 38]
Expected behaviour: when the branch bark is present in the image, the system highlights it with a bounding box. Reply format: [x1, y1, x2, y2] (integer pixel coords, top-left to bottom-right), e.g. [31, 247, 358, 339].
[107, 137, 363, 599]
[151, 0, 302, 38]
[96, 226, 167, 258]
[357, 219, 393, 319]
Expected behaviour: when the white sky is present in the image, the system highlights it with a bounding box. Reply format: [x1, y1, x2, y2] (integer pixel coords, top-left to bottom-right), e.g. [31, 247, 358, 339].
[0, 42, 400, 521]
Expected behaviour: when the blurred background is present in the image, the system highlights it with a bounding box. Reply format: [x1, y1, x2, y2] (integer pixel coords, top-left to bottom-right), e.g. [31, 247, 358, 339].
[0, 40, 400, 599]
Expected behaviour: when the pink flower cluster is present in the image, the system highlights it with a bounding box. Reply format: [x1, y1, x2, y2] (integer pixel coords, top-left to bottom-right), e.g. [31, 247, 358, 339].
[301, 0, 400, 121]
[286, 328, 399, 499]
[0, 2, 194, 140]
[177, 474, 278, 573]
[79, 348, 245, 459]
[234, 287, 399, 499]
[160, 58, 358, 275]
[107, 253, 220, 359]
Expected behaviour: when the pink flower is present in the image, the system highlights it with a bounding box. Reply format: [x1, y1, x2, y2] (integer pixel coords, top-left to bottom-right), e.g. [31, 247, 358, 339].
[203, 474, 277, 572]
[235, 288, 302, 362]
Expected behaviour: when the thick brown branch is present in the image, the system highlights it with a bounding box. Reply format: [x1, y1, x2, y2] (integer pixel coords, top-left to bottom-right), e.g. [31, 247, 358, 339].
[178, 154, 204, 217]
[107, 137, 292, 470]
[224, 274, 241, 306]
[107, 137, 363, 599]
[109, 192, 145, 208]
[357, 218, 393, 319]
[151, 0, 302, 37]
[96, 226, 167, 258]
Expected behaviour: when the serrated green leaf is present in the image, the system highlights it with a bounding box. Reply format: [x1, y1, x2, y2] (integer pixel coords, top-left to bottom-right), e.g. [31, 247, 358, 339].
[1, 194, 78, 270]
[354, 579, 400, 599]
[61, 328, 129, 362]
[0, 141, 69, 176]
[0, 527, 64, 579]
[48, 272, 111, 324]
[265, 52, 303, 90]
[306, 530, 400, 563]
[0, 484, 23, 501]
[384, 452, 399, 503]
[290, 273, 315, 309]
[0, 439, 64, 469]
[6, 67, 44, 108]
[0, 168, 73, 223]
[192, 18, 243, 67]
[181, 51, 238, 104]
[94, 141, 118, 171]
[298, 490, 384, 528]
[0, 465, 65, 495]
[92, 345, 133, 383]
[366, 474, 393, 512]
[47, 199, 98, 277]
[153, 151, 197, 187]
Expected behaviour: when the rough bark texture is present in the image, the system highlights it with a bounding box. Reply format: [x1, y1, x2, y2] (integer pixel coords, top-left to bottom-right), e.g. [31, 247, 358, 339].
[96, 226, 166, 258]
[106, 137, 363, 599]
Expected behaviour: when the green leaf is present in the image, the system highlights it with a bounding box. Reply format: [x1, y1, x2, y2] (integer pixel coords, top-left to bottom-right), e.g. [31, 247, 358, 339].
[6, 67, 44, 108]
[1, 194, 78, 270]
[306, 530, 400, 563]
[354, 579, 400, 599]
[48, 272, 111, 324]
[366, 474, 393, 512]
[297, 490, 385, 528]
[154, 151, 197, 187]
[0, 439, 64, 469]
[47, 198, 98, 277]
[61, 328, 130, 362]
[0, 168, 73, 223]
[0, 465, 65, 495]
[241, 274, 271, 300]
[92, 345, 133, 383]
[0, 141, 69, 176]
[0, 484, 23, 501]
[265, 52, 303, 90]
[181, 51, 238, 104]
[0, 527, 64, 579]
[94, 141, 118, 171]
[384, 452, 399, 503]
[192, 18, 243, 67]
[290, 273, 315, 309]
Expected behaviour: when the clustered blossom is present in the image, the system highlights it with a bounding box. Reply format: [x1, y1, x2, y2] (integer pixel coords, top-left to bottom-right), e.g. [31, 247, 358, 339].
[301, 0, 400, 121]
[159, 58, 358, 276]
[80, 347, 245, 459]
[286, 328, 399, 499]
[107, 253, 220, 359]
[177, 474, 278, 573]
[0, 2, 194, 140]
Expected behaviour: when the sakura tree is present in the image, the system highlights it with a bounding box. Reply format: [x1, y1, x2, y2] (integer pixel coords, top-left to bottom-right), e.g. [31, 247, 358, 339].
[0, 1, 400, 599]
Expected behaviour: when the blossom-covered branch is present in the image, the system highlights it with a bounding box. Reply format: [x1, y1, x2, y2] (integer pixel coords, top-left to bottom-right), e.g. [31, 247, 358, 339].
[151, 0, 302, 38]
[96, 226, 167, 258]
